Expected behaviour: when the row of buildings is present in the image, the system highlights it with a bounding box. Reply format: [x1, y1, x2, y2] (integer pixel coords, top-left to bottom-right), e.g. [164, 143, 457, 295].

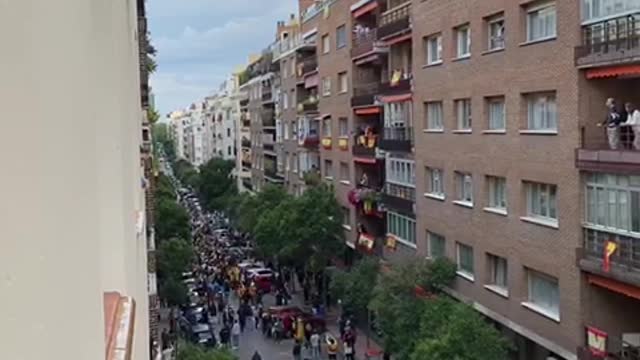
[169, 0, 640, 359]
[1, 0, 159, 359]
[234, 0, 640, 359]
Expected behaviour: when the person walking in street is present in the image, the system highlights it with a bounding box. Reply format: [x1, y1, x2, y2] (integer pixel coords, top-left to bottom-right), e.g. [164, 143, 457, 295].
[326, 335, 339, 360]
[231, 320, 241, 349]
[344, 340, 354, 360]
[310, 331, 321, 360]
[292, 340, 302, 360]
[219, 325, 230, 348]
[251, 351, 263, 360]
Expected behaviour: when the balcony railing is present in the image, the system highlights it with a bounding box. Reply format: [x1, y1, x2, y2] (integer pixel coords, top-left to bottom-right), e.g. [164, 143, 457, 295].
[378, 2, 411, 40]
[297, 57, 318, 77]
[380, 76, 412, 96]
[298, 99, 319, 113]
[584, 228, 640, 271]
[575, 13, 640, 68]
[261, 89, 273, 103]
[576, 125, 640, 173]
[380, 127, 413, 152]
[352, 132, 378, 157]
[299, 133, 320, 148]
[262, 109, 275, 127]
[352, 29, 383, 59]
[352, 82, 381, 107]
[382, 182, 415, 215]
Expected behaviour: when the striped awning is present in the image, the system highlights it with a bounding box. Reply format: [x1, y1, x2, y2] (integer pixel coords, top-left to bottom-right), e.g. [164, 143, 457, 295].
[384, 33, 412, 46]
[586, 64, 640, 79]
[588, 274, 640, 300]
[354, 156, 376, 164]
[353, 1, 378, 18]
[380, 93, 412, 103]
[355, 106, 381, 115]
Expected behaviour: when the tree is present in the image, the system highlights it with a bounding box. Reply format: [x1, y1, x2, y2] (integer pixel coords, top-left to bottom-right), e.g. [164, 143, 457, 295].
[411, 298, 511, 360]
[237, 185, 290, 233]
[173, 159, 200, 190]
[158, 276, 188, 307]
[154, 197, 190, 242]
[156, 238, 193, 279]
[177, 340, 237, 360]
[330, 257, 380, 316]
[197, 158, 236, 211]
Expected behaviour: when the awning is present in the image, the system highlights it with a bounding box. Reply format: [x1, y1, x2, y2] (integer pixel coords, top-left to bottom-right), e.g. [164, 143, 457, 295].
[380, 93, 412, 103]
[586, 64, 640, 79]
[384, 33, 412, 46]
[354, 156, 376, 164]
[588, 274, 640, 301]
[353, 1, 378, 18]
[355, 106, 380, 115]
[321, 113, 332, 119]
[305, 73, 319, 88]
[355, 52, 381, 66]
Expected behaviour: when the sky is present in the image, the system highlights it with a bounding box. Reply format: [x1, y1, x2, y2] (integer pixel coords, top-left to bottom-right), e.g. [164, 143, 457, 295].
[148, 0, 298, 116]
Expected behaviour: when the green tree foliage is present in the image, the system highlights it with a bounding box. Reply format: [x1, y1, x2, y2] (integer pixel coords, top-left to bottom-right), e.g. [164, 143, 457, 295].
[177, 340, 237, 360]
[157, 238, 193, 279]
[154, 197, 190, 242]
[197, 158, 236, 211]
[411, 298, 511, 360]
[237, 185, 289, 233]
[159, 276, 188, 307]
[330, 258, 380, 316]
[173, 159, 200, 190]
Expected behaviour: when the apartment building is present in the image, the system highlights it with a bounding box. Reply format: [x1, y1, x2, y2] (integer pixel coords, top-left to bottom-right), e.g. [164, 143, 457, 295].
[1, 0, 152, 358]
[208, 77, 240, 162]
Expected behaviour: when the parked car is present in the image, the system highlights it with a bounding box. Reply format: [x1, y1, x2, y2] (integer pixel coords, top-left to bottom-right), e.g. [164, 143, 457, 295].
[267, 305, 326, 337]
[189, 323, 216, 347]
[247, 268, 274, 293]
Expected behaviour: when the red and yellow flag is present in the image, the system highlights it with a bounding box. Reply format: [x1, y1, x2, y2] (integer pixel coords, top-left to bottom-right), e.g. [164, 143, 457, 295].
[603, 241, 618, 272]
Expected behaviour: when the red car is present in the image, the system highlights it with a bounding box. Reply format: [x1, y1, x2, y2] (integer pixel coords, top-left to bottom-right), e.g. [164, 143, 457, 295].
[247, 268, 274, 293]
[267, 305, 326, 337]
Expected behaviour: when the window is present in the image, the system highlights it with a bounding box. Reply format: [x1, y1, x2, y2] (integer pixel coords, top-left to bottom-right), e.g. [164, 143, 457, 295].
[525, 270, 560, 320]
[487, 254, 508, 293]
[292, 153, 298, 173]
[487, 176, 507, 210]
[425, 167, 444, 198]
[342, 206, 351, 227]
[322, 117, 331, 137]
[322, 34, 330, 54]
[292, 119, 298, 137]
[525, 181, 558, 223]
[585, 173, 640, 233]
[455, 24, 471, 58]
[283, 92, 289, 110]
[290, 60, 296, 78]
[227, 146, 231, 155]
[582, 0, 640, 23]
[338, 72, 348, 93]
[425, 33, 443, 65]
[487, 97, 506, 130]
[338, 117, 348, 137]
[425, 101, 443, 130]
[384, 101, 412, 128]
[387, 158, 416, 187]
[488, 17, 505, 50]
[322, 76, 331, 96]
[526, 2, 557, 42]
[387, 211, 417, 247]
[427, 231, 446, 259]
[455, 172, 473, 205]
[340, 162, 350, 183]
[455, 99, 472, 130]
[456, 243, 474, 279]
[283, 60, 288, 77]
[526, 92, 556, 131]
[336, 25, 347, 49]
[227, 128, 231, 137]
[324, 159, 333, 179]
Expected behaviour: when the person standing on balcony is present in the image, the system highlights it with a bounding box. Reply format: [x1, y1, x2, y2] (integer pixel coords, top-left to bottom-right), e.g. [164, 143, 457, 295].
[622, 102, 640, 150]
[602, 98, 624, 149]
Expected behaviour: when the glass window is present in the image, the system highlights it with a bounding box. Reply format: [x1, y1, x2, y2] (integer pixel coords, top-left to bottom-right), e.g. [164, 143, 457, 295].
[487, 97, 506, 130]
[283, 92, 289, 110]
[455, 99, 472, 130]
[426, 167, 444, 197]
[488, 254, 508, 290]
[322, 117, 331, 137]
[488, 17, 505, 50]
[425, 33, 443, 64]
[338, 117, 348, 137]
[322, 34, 330, 54]
[387, 212, 417, 246]
[527, 3, 557, 42]
[582, 0, 640, 22]
[322, 77, 331, 96]
[387, 158, 416, 187]
[342, 206, 350, 226]
[425, 101, 444, 130]
[340, 162, 350, 182]
[456, 24, 471, 57]
[427, 231, 446, 258]
[585, 173, 640, 234]
[527, 270, 560, 318]
[456, 172, 473, 203]
[456, 242, 474, 278]
[526, 181, 558, 222]
[338, 72, 348, 93]
[336, 25, 347, 49]
[324, 159, 333, 178]
[527, 92, 557, 130]
[488, 176, 507, 210]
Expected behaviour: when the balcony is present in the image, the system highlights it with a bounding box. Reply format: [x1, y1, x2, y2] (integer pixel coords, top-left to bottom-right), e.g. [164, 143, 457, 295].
[298, 98, 319, 114]
[380, 76, 412, 96]
[380, 127, 412, 152]
[261, 88, 274, 103]
[575, 13, 640, 68]
[377, 1, 411, 40]
[580, 227, 640, 287]
[299, 133, 320, 149]
[262, 109, 276, 127]
[353, 132, 378, 157]
[381, 182, 415, 215]
[297, 57, 318, 77]
[352, 29, 387, 59]
[240, 98, 249, 109]
[242, 178, 253, 191]
[265, 168, 285, 183]
[352, 82, 381, 107]
[576, 126, 640, 173]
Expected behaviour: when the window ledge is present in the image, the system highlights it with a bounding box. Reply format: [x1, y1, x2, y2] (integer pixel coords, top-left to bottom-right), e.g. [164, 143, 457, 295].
[342, 224, 352, 231]
[484, 285, 509, 298]
[422, 61, 443, 68]
[519, 129, 558, 135]
[393, 236, 418, 249]
[519, 36, 557, 47]
[521, 302, 560, 323]
[339, 91, 348, 95]
[340, 180, 351, 186]
[483, 207, 508, 216]
[453, 200, 474, 208]
[482, 129, 506, 134]
[482, 48, 505, 55]
[456, 271, 475, 282]
[452, 55, 471, 62]
[520, 216, 559, 229]
[452, 129, 472, 134]
[424, 193, 446, 201]
[423, 129, 444, 133]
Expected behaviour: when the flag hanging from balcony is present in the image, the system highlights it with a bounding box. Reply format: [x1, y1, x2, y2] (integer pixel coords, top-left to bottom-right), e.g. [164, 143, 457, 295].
[602, 240, 618, 272]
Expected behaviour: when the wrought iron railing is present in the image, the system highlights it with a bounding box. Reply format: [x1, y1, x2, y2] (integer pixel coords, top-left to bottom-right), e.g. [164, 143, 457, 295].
[378, 2, 411, 39]
[575, 13, 640, 67]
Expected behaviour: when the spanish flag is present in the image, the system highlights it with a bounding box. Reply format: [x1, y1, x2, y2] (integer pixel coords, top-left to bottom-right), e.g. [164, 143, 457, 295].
[603, 241, 618, 272]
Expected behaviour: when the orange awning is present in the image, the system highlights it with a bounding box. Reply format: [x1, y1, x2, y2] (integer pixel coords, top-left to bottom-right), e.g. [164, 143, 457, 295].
[587, 274, 640, 301]
[384, 33, 412, 46]
[353, 1, 378, 18]
[354, 156, 376, 164]
[380, 93, 412, 103]
[355, 106, 380, 115]
[586, 64, 640, 79]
